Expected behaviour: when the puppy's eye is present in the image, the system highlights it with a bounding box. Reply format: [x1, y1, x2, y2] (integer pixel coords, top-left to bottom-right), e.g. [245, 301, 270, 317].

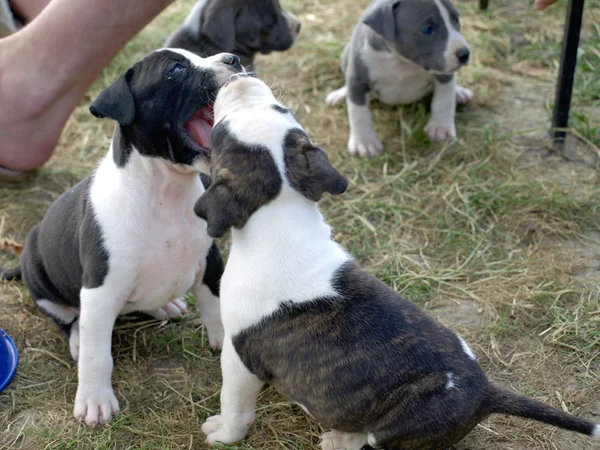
[421, 24, 435, 36]
[168, 63, 185, 77]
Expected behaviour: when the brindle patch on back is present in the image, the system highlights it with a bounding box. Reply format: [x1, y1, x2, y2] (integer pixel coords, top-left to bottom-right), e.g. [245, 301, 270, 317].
[194, 120, 282, 238]
[232, 261, 490, 449]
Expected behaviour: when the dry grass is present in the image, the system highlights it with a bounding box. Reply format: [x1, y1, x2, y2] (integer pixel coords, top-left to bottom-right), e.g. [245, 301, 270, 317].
[2, 0, 600, 448]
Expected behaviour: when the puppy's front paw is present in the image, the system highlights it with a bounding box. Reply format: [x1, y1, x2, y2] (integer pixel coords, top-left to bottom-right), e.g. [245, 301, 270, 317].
[149, 297, 189, 321]
[348, 132, 384, 157]
[455, 85, 474, 104]
[202, 415, 249, 445]
[424, 120, 456, 142]
[73, 387, 119, 427]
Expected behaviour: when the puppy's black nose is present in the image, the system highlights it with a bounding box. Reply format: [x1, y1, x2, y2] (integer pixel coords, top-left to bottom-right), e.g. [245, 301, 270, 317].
[296, 22, 301, 33]
[456, 48, 470, 65]
[222, 54, 243, 72]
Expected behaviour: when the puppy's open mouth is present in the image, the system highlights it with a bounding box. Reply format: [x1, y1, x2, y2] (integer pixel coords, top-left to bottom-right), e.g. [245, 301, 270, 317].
[184, 105, 214, 155]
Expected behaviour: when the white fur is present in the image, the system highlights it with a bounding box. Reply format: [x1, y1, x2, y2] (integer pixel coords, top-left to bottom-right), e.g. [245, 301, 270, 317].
[320, 430, 368, 450]
[362, 46, 433, 105]
[592, 424, 600, 439]
[193, 283, 224, 349]
[69, 319, 80, 361]
[36, 299, 78, 324]
[325, 85, 348, 106]
[458, 336, 477, 361]
[346, 99, 384, 157]
[424, 76, 457, 141]
[367, 433, 380, 448]
[445, 372, 458, 390]
[202, 337, 264, 444]
[433, 0, 469, 72]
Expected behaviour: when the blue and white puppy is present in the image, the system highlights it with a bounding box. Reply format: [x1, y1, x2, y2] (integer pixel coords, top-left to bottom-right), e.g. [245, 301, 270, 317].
[196, 76, 600, 449]
[327, 0, 473, 157]
[0, 49, 245, 427]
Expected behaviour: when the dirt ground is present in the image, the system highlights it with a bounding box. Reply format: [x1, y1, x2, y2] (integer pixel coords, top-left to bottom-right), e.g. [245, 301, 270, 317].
[1, 0, 600, 449]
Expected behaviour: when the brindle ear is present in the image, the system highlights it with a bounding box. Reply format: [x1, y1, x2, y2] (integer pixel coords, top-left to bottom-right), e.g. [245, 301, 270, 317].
[194, 183, 242, 238]
[201, 2, 236, 52]
[284, 129, 348, 202]
[90, 69, 135, 125]
[362, 0, 400, 42]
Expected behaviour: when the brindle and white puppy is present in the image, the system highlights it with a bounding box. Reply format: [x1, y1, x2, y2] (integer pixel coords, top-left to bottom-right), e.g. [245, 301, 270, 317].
[195, 75, 600, 450]
[327, 0, 473, 157]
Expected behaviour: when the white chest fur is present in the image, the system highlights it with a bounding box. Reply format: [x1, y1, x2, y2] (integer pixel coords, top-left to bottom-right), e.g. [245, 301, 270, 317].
[220, 188, 351, 335]
[362, 44, 434, 105]
[90, 149, 211, 313]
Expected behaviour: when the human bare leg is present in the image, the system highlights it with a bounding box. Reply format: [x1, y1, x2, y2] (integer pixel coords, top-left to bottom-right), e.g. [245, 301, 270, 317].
[0, 0, 174, 171]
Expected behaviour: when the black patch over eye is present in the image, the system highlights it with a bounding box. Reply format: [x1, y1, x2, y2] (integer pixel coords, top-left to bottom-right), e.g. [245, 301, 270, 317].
[167, 63, 185, 77]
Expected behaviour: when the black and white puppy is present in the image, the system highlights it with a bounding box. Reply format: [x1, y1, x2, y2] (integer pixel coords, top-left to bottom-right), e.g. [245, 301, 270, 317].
[195, 76, 600, 449]
[326, 0, 473, 157]
[166, 0, 301, 74]
[0, 49, 244, 427]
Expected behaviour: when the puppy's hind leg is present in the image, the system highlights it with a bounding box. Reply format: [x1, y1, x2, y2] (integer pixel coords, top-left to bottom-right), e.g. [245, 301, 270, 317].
[320, 430, 368, 450]
[326, 85, 348, 106]
[147, 297, 189, 321]
[36, 299, 81, 360]
[455, 85, 474, 104]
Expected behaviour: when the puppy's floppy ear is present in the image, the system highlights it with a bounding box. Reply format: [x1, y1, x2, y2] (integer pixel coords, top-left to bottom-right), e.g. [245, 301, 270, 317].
[362, 0, 400, 42]
[284, 129, 348, 202]
[201, 2, 236, 52]
[90, 69, 135, 125]
[194, 180, 242, 238]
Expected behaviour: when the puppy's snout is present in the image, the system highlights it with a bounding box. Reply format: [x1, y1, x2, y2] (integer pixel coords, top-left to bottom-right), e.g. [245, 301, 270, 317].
[222, 54, 243, 73]
[456, 48, 470, 65]
[295, 22, 301, 34]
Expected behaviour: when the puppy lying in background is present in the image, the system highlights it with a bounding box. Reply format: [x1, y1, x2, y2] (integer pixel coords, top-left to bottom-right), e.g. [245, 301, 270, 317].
[166, 0, 301, 74]
[327, 0, 473, 157]
[0, 49, 245, 427]
[195, 75, 600, 449]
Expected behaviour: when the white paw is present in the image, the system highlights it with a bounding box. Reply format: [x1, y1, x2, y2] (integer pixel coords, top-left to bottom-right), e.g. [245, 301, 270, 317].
[320, 430, 367, 450]
[204, 316, 225, 350]
[149, 298, 189, 321]
[456, 85, 474, 104]
[69, 320, 80, 362]
[326, 86, 347, 106]
[348, 132, 384, 157]
[73, 387, 120, 427]
[424, 120, 456, 141]
[202, 415, 249, 445]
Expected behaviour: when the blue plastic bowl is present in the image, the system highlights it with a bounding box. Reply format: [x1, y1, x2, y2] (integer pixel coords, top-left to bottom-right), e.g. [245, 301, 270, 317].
[0, 329, 18, 392]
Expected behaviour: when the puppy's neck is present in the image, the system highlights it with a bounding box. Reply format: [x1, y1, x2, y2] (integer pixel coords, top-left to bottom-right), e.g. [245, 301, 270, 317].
[106, 143, 201, 192]
[231, 186, 344, 259]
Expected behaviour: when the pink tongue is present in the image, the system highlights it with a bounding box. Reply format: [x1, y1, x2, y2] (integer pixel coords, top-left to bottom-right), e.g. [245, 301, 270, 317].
[186, 117, 212, 148]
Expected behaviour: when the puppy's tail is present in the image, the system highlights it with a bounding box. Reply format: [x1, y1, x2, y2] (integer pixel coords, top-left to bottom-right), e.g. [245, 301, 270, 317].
[486, 384, 599, 439]
[0, 265, 22, 281]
